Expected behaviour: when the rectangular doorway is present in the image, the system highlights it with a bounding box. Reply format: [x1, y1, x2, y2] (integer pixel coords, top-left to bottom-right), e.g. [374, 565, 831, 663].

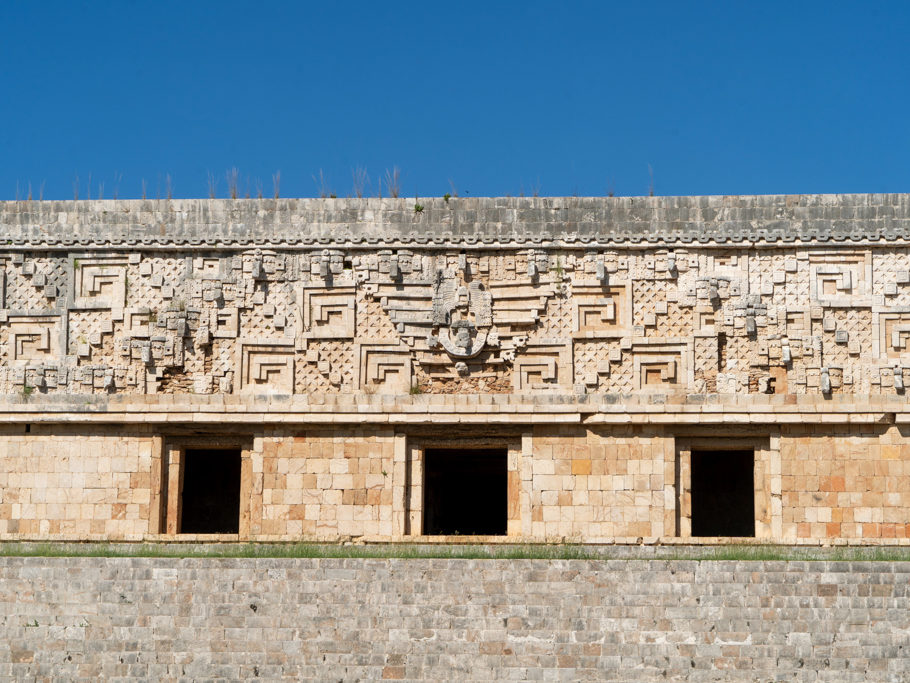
[423, 448, 507, 536]
[690, 449, 755, 537]
[180, 448, 242, 534]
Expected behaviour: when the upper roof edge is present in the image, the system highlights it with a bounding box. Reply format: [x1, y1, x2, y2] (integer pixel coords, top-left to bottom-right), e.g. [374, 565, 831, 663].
[2, 194, 910, 248]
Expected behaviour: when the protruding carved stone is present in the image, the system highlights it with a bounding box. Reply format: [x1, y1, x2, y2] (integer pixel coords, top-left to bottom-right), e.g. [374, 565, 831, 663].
[512, 343, 571, 392]
[432, 270, 493, 359]
[192, 257, 224, 279]
[7, 314, 64, 364]
[238, 340, 295, 394]
[71, 257, 128, 310]
[298, 286, 355, 340]
[213, 308, 240, 339]
[356, 343, 412, 393]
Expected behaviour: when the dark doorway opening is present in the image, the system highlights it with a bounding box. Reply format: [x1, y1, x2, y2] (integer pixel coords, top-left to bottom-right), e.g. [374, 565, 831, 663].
[180, 448, 241, 534]
[423, 448, 507, 535]
[691, 449, 755, 537]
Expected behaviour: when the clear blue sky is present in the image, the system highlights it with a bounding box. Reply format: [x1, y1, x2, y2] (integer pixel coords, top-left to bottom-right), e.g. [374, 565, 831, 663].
[2, 1, 908, 200]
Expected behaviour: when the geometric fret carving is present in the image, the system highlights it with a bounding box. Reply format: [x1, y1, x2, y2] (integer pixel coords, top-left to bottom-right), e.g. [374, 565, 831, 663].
[809, 251, 871, 307]
[238, 340, 295, 394]
[875, 309, 910, 360]
[355, 342, 411, 392]
[572, 282, 631, 338]
[71, 257, 128, 310]
[299, 286, 355, 339]
[7, 314, 64, 364]
[123, 308, 153, 338]
[635, 354, 679, 388]
[513, 343, 571, 392]
[631, 342, 692, 391]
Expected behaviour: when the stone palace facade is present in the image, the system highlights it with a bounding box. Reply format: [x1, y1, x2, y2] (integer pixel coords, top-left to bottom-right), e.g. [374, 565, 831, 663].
[1, 194, 910, 544]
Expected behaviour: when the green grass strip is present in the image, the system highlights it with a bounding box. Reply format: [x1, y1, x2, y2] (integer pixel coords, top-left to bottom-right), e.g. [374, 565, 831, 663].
[0, 542, 591, 560]
[1, 542, 910, 561]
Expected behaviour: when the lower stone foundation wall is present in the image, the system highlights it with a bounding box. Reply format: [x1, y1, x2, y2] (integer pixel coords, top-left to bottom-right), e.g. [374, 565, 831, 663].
[1, 556, 908, 681]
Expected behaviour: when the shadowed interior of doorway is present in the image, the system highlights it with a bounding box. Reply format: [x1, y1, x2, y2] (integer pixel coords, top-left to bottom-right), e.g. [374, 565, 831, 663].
[423, 448, 507, 536]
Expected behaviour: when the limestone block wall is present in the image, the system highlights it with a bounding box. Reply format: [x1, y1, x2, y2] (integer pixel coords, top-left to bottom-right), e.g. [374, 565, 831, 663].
[1, 555, 908, 681]
[1, 422, 909, 543]
[0, 426, 155, 538]
[781, 425, 910, 541]
[3, 417, 910, 543]
[526, 427, 671, 540]
[255, 429, 395, 537]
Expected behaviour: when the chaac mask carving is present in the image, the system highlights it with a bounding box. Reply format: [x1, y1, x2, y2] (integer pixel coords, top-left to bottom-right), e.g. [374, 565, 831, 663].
[430, 269, 493, 359]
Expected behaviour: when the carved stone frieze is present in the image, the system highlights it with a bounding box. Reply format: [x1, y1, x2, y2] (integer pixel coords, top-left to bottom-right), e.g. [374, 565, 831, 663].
[2, 196, 910, 397]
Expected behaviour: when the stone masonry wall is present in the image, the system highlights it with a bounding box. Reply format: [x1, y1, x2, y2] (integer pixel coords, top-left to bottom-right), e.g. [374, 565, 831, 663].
[4, 424, 910, 543]
[781, 424, 910, 541]
[0, 555, 908, 681]
[0, 426, 154, 538]
[527, 427, 671, 540]
[255, 429, 395, 537]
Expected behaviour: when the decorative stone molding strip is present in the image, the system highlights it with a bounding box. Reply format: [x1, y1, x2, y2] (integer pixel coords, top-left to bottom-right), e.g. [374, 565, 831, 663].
[0, 394, 902, 426]
[3, 194, 910, 249]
